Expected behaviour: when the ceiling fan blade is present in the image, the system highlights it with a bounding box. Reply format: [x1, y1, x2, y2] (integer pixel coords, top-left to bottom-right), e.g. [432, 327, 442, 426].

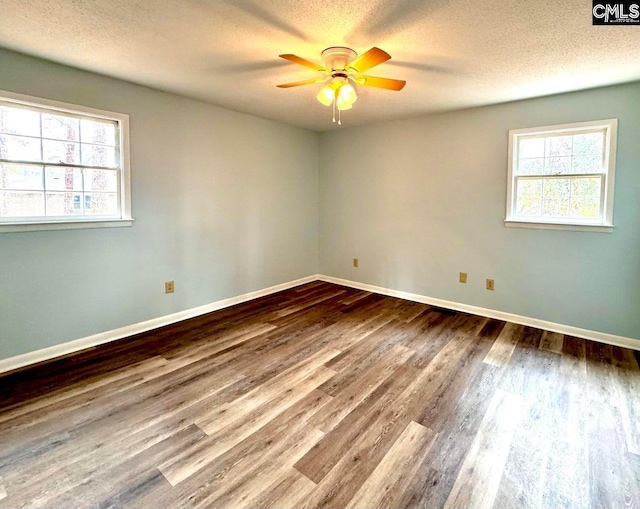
[276, 77, 328, 88]
[347, 47, 391, 73]
[357, 75, 406, 91]
[279, 54, 327, 72]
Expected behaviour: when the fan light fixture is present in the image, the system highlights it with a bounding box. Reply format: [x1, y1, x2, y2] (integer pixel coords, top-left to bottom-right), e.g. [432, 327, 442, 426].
[316, 79, 358, 124]
[277, 46, 406, 126]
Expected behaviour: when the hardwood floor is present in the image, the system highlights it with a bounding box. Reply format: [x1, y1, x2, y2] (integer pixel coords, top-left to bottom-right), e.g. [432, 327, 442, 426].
[1, 281, 639, 508]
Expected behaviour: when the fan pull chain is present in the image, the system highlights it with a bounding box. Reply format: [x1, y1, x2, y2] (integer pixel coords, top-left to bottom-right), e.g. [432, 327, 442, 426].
[338, 108, 341, 125]
[332, 87, 338, 123]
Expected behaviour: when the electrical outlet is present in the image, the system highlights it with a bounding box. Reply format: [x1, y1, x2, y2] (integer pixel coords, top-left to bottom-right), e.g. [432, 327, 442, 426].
[353, 258, 359, 268]
[486, 279, 495, 291]
[459, 272, 467, 284]
[165, 281, 175, 294]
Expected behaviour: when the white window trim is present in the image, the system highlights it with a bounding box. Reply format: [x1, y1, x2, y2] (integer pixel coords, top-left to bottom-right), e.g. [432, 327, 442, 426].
[0, 89, 133, 233]
[505, 119, 617, 233]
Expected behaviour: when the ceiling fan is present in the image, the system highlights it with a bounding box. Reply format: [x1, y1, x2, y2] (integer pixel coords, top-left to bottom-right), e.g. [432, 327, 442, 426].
[277, 47, 406, 125]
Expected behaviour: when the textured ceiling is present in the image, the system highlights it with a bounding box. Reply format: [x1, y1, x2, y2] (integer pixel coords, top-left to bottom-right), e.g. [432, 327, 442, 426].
[0, 0, 639, 131]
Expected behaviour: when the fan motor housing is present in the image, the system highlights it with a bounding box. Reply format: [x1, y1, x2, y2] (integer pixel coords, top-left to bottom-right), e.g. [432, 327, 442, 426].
[321, 47, 357, 71]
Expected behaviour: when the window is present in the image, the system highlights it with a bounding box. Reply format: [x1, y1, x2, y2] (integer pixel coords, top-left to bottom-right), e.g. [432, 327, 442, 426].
[505, 119, 617, 232]
[0, 90, 132, 232]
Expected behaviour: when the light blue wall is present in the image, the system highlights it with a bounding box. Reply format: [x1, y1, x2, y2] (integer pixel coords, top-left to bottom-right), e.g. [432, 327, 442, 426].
[2, 48, 638, 362]
[0, 49, 320, 359]
[319, 82, 640, 340]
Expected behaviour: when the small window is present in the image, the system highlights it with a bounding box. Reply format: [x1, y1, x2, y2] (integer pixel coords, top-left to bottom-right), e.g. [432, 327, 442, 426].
[505, 119, 617, 232]
[0, 90, 132, 232]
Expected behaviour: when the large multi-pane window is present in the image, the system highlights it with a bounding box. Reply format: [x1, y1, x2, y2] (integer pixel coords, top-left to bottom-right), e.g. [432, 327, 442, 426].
[0, 91, 131, 232]
[506, 119, 617, 232]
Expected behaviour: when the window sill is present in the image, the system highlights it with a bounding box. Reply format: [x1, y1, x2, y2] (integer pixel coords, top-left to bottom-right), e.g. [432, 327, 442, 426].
[504, 220, 613, 233]
[0, 218, 134, 233]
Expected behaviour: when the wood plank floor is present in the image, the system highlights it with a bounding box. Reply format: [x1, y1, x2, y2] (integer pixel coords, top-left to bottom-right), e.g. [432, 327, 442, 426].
[1, 281, 639, 508]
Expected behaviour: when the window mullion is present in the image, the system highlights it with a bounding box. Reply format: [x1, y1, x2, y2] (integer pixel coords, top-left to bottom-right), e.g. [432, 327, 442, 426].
[517, 172, 605, 180]
[0, 159, 117, 171]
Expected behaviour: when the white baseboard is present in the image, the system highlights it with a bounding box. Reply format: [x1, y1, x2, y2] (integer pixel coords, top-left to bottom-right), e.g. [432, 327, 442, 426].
[318, 274, 640, 351]
[0, 275, 319, 375]
[2, 272, 638, 375]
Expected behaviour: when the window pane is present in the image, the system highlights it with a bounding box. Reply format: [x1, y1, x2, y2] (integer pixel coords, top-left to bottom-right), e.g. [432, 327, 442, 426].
[42, 139, 80, 165]
[517, 197, 542, 217]
[84, 192, 117, 215]
[46, 192, 83, 216]
[519, 138, 544, 158]
[516, 178, 542, 217]
[0, 106, 40, 136]
[45, 166, 83, 191]
[544, 156, 571, 175]
[572, 132, 603, 156]
[0, 134, 42, 161]
[517, 158, 544, 175]
[0, 164, 43, 190]
[572, 155, 601, 174]
[545, 136, 572, 157]
[543, 178, 570, 197]
[81, 144, 116, 167]
[84, 169, 117, 192]
[570, 197, 600, 219]
[571, 176, 601, 198]
[42, 113, 79, 141]
[81, 119, 116, 146]
[0, 191, 45, 217]
[542, 198, 570, 217]
[518, 178, 542, 197]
